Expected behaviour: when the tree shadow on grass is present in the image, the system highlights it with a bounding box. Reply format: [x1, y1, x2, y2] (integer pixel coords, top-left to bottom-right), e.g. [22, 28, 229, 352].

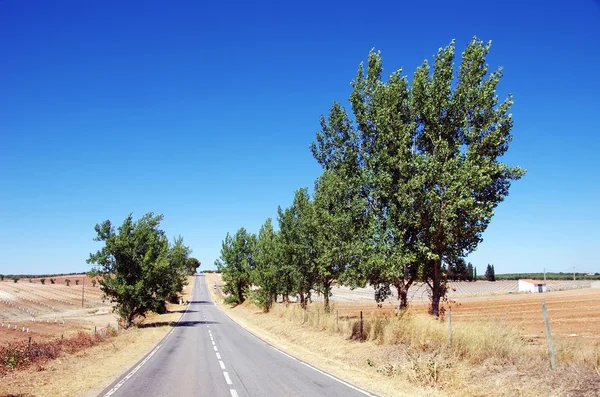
[138, 320, 219, 328]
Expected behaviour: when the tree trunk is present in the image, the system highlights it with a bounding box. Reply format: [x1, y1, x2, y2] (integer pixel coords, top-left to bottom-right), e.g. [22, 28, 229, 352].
[430, 258, 442, 316]
[283, 294, 289, 304]
[323, 279, 331, 313]
[395, 275, 414, 310]
[299, 291, 306, 309]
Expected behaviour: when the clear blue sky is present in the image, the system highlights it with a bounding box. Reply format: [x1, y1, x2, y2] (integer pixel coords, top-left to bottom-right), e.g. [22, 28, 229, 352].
[1, 0, 599, 275]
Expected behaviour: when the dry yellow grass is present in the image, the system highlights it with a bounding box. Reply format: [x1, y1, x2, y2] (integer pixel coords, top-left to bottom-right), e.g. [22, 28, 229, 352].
[0, 276, 196, 397]
[204, 273, 600, 397]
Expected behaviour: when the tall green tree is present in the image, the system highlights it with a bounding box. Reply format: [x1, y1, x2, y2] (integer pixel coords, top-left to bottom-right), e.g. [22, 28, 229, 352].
[312, 38, 524, 316]
[485, 264, 496, 281]
[216, 228, 255, 304]
[277, 188, 317, 308]
[87, 213, 190, 326]
[186, 257, 201, 275]
[312, 171, 362, 312]
[252, 218, 280, 312]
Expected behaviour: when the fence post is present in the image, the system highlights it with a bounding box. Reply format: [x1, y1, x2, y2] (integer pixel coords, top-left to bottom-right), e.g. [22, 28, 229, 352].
[94, 326, 97, 337]
[303, 306, 307, 324]
[28, 336, 31, 347]
[542, 302, 556, 370]
[360, 311, 363, 340]
[447, 309, 452, 347]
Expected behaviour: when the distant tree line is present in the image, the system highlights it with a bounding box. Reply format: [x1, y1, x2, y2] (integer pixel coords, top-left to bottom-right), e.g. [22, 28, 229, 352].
[494, 272, 600, 281]
[217, 38, 524, 316]
[0, 272, 86, 279]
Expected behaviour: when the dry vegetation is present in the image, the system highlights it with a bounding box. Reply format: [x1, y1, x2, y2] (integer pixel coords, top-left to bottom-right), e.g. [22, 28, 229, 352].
[205, 273, 600, 397]
[0, 276, 196, 397]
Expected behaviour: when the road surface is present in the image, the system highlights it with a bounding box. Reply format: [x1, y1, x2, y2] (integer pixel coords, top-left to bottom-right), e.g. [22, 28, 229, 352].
[100, 274, 372, 397]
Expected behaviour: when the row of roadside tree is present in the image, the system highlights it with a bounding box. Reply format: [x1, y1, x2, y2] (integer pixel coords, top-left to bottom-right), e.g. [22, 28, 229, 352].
[217, 37, 525, 316]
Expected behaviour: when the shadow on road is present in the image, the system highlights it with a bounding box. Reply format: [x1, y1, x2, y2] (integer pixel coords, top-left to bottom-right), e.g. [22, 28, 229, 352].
[169, 309, 198, 313]
[189, 300, 213, 305]
[138, 320, 219, 328]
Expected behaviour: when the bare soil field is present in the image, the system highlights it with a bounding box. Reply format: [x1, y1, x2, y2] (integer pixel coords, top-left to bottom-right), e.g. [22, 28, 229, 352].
[0, 277, 115, 344]
[209, 272, 600, 346]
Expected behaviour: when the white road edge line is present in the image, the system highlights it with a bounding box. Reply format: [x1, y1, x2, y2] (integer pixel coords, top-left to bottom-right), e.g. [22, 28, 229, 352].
[213, 346, 218, 352]
[223, 371, 232, 385]
[230, 390, 239, 397]
[219, 360, 226, 369]
[268, 344, 375, 396]
[103, 277, 195, 397]
[210, 286, 376, 397]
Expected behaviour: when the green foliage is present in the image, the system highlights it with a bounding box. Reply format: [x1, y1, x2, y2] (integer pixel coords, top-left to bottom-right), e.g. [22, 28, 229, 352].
[40, 278, 46, 285]
[50, 278, 55, 284]
[252, 219, 280, 312]
[224, 295, 239, 306]
[75, 279, 80, 286]
[87, 213, 190, 327]
[485, 264, 496, 281]
[278, 188, 317, 308]
[186, 257, 201, 275]
[495, 272, 600, 280]
[13, 277, 19, 283]
[91, 279, 97, 287]
[0, 275, 3, 281]
[215, 228, 255, 305]
[311, 38, 524, 315]
[312, 171, 362, 312]
[65, 279, 71, 286]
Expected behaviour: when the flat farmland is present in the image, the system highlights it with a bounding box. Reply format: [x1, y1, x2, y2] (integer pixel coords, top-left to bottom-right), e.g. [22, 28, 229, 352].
[212, 273, 598, 347]
[0, 276, 116, 344]
[315, 281, 600, 346]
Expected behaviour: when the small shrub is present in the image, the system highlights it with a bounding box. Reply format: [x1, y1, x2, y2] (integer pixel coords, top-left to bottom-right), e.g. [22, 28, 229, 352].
[40, 278, 46, 285]
[91, 279, 97, 287]
[75, 280, 79, 286]
[224, 295, 239, 306]
[29, 278, 33, 283]
[50, 278, 55, 284]
[65, 279, 71, 286]
[13, 277, 19, 283]
[0, 274, 4, 281]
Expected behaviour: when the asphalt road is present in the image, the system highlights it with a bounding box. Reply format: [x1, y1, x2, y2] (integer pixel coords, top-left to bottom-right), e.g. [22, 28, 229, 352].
[100, 274, 372, 397]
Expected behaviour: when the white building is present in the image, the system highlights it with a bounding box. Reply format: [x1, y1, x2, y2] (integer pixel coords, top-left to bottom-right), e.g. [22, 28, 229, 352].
[518, 279, 547, 293]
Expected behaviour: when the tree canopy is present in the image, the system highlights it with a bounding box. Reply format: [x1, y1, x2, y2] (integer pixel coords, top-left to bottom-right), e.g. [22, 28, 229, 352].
[216, 37, 524, 316]
[87, 213, 191, 326]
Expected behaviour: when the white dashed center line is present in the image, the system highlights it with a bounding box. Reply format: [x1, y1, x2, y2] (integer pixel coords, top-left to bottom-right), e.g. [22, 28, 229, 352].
[205, 284, 238, 397]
